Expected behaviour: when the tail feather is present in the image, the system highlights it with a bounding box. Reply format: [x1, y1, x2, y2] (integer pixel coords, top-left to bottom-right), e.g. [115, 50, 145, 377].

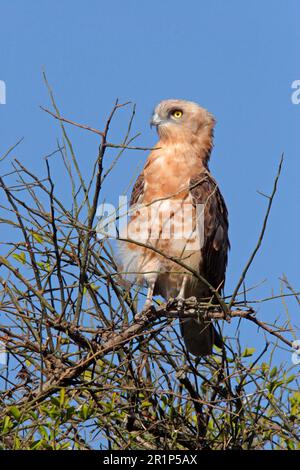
[180, 318, 221, 356]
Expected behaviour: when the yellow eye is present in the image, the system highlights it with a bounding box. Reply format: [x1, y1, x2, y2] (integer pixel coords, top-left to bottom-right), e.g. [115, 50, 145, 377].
[172, 110, 183, 119]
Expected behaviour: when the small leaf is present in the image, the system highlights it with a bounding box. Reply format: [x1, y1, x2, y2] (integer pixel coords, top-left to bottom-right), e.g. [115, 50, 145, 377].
[66, 406, 76, 419]
[90, 283, 99, 291]
[31, 231, 44, 244]
[80, 403, 90, 420]
[285, 374, 296, 384]
[45, 262, 51, 272]
[37, 261, 51, 272]
[261, 362, 269, 375]
[2, 416, 11, 433]
[60, 388, 66, 407]
[9, 406, 21, 421]
[50, 397, 60, 407]
[141, 401, 152, 408]
[30, 440, 44, 450]
[12, 252, 26, 264]
[83, 370, 93, 381]
[242, 347, 256, 357]
[38, 426, 49, 440]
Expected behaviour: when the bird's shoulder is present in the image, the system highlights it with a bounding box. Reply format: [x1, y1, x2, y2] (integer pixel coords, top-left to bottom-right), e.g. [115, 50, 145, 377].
[189, 169, 228, 225]
[130, 172, 145, 206]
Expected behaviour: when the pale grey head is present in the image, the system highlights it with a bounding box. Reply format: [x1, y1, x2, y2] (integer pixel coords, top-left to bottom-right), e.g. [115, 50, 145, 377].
[150, 99, 215, 137]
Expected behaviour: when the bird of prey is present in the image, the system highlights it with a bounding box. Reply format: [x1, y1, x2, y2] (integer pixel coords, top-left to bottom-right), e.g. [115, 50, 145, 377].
[119, 99, 229, 356]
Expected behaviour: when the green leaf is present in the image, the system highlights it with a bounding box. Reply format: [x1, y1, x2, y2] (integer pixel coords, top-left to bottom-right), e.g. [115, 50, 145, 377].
[45, 261, 51, 272]
[59, 388, 66, 407]
[290, 391, 300, 417]
[141, 401, 152, 408]
[30, 440, 44, 450]
[37, 261, 51, 272]
[38, 426, 49, 440]
[80, 403, 90, 420]
[242, 347, 256, 357]
[90, 283, 99, 291]
[60, 442, 72, 450]
[83, 370, 93, 381]
[13, 437, 21, 450]
[31, 231, 44, 244]
[291, 391, 300, 404]
[12, 252, 26, 264]
[9, 406, 21, 421]
[2, 416, 11, 433]
[65, 406, 76, 420]
[50, 397, 61, 407]
[268, 380, 284, 394]
[285, 374, 296, 384]
[261, 362, 269, 375]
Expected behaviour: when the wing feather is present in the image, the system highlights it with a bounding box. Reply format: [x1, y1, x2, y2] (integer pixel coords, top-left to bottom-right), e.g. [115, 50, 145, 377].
[130, 172, 144, 206]
[190, 171, 230, 293]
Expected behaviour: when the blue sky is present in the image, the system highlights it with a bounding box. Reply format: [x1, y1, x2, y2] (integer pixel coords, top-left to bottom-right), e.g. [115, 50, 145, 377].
[0, 0, 299, 361]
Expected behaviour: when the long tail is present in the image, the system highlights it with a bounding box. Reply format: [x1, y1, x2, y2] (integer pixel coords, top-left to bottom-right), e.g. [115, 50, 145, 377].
[180, 317, 222, 356]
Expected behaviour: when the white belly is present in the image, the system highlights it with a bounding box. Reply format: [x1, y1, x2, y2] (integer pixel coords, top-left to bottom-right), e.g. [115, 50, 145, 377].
[118, 198, 203, 292]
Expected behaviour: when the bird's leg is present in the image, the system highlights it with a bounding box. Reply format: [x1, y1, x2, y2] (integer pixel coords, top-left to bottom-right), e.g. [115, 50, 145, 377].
[176, 275, 188, 309]
[142, 278, 156, 311]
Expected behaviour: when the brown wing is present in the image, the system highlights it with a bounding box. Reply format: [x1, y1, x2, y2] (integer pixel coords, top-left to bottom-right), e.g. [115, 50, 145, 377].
[190, 171, 230, 293]
[130, 172, 144, 206]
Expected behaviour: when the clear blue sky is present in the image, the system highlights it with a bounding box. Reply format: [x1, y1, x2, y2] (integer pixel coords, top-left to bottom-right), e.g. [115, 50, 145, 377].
[0, 0, 299, 362]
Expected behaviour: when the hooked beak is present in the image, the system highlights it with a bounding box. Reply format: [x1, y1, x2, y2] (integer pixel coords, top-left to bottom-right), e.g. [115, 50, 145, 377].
[150, 113, 162, 129]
